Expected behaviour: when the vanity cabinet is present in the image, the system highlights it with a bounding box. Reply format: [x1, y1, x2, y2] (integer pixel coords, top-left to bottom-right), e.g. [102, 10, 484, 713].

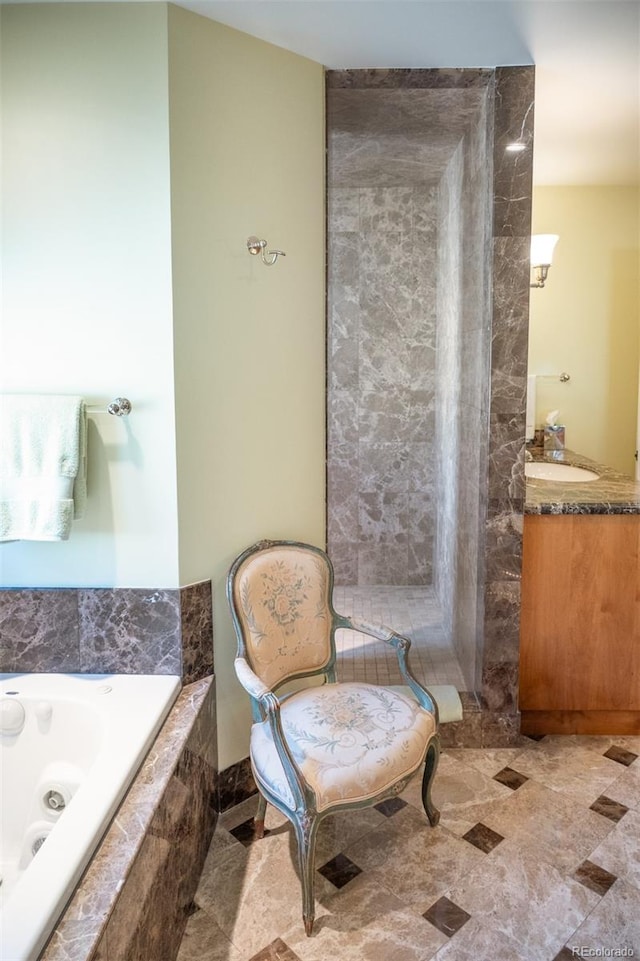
[519, 513, 640, 735]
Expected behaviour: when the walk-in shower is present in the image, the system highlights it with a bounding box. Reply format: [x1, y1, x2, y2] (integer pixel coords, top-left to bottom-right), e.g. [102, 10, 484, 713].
[326, 68, 534, 730]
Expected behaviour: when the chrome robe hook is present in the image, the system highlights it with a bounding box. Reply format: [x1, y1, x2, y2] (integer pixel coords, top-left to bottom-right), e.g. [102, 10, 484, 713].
[247, 236, 286, 266]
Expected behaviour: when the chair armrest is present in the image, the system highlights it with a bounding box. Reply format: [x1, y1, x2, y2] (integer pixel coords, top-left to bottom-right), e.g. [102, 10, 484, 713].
[337, 616, 439, 723]
[234, 656, 315, 812]
[235, 656, 271, 700]
[345, 617, 396, 642]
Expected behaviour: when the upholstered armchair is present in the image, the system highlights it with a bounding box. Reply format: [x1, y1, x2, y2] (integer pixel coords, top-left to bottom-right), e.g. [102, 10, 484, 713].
[226, 539, 441, 936]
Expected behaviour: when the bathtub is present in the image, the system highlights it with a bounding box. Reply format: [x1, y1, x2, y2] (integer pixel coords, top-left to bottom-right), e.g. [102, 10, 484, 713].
[0, 672, 181, 961]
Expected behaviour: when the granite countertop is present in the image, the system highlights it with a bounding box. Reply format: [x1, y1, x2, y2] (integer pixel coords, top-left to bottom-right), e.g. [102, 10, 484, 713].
[525, 447, 640, 515]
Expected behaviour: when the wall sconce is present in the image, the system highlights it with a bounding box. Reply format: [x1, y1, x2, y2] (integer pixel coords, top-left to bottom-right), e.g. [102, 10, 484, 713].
[530, 234, 559, 288]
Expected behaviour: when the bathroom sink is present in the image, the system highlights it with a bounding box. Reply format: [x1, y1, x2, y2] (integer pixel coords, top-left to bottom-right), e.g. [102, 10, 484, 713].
[525, 462, 599, 483]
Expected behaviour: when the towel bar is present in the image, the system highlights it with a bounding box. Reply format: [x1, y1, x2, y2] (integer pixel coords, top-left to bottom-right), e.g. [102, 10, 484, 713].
[87, 397, 132, 416]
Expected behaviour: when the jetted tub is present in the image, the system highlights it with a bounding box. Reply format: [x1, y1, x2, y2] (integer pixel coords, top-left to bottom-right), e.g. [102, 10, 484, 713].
[0, 672, 181, 961]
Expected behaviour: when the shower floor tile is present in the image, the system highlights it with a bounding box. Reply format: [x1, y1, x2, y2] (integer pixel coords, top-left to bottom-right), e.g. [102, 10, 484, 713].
[332, 585, 468, 691]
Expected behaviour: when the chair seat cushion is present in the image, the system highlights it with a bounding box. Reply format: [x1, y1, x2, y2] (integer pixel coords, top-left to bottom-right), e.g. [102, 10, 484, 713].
[250, 682, 436, 813]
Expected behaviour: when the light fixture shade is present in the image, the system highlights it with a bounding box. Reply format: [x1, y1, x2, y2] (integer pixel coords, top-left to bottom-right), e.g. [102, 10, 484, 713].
[530, 234, 559, 267]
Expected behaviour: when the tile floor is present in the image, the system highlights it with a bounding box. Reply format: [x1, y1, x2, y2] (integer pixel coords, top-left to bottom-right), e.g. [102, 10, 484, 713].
[177, 734, 640, 961]
[332, 586, 468, 692]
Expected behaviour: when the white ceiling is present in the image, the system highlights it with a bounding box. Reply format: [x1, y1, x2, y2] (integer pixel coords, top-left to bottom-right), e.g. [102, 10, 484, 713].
[175, 0, 640, 186]
[5, 0, 638, 184]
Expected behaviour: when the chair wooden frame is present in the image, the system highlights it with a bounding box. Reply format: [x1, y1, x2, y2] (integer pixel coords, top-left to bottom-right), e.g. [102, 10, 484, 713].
[227, 539, 441, 936]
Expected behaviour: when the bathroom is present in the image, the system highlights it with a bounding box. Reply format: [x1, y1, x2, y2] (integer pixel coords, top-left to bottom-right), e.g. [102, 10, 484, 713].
[1, 2, 639, 959]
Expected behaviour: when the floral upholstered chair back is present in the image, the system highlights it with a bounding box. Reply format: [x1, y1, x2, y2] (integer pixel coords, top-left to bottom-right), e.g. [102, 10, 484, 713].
[230, 542, 335, 691]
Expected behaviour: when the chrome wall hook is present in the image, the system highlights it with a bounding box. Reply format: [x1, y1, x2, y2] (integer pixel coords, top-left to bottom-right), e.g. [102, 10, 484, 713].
[247, 236, 286, 267]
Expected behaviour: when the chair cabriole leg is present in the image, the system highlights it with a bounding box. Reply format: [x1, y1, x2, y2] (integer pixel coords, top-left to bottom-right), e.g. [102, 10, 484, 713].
[422, 737, 441, 826]
[254, 791, 267, 839]
[293, 812, 319, 936]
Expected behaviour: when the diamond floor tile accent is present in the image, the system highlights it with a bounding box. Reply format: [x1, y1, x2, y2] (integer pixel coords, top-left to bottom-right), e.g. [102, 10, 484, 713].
[180, 736, 640, 961]
[423, 895, 472, 937]
[317, 852, 363, 889]
[462, 822, 505, 854]
[229, 818, 269, 847]
[492, 767, 529, 790]
[573, 859, 618, 896]
[604, 745, 638, 767]
[553, 948, 577, 961]
[590, 794, 629, 823]
[374, 796, 408, 817]
[247, 939, 302, 961]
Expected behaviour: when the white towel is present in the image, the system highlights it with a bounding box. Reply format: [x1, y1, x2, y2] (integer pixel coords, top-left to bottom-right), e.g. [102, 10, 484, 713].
[0, 394, 87, 542]
[526, 374, 537, 441]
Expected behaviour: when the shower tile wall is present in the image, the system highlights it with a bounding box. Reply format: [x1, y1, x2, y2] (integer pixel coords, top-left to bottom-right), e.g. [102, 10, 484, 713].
[327, 78, 489, 588]
[328, 183, 438, 586]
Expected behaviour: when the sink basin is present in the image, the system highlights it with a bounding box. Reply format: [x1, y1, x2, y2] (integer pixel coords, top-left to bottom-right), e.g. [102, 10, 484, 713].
[525, 462, 599, 483]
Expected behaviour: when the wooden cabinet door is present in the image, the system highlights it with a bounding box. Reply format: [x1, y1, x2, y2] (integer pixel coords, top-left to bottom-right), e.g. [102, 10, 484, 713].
[520, 514, 640, 712]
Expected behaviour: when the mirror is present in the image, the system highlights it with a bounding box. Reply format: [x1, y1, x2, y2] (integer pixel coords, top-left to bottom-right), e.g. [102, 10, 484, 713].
[528, 186, 639, 478]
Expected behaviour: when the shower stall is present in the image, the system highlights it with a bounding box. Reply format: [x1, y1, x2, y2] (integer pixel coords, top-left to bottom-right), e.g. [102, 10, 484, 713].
[326, 68, 534, 734]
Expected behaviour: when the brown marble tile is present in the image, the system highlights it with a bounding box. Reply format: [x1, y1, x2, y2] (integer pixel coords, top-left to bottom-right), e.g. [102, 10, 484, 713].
[423, 895, 471, 937]
[180, 579, 213, 684]
[573, 859, 618, 896]
[481, 711, 529, 747]
[0, 588, 79, 672]
[217, 757, 257, 811]
[78, 588, 182, 674]
[493, 766, 529, 790]
[373, 796, 407, 817]
[553, 949, 577, 961]
[438, 710, 483, 749]
[327, 68, 492, 90]
[604, 745, 638, 767]
[248, 938, 302, 961]
[462, 822, 505, 854]
[491, 67, 535, 238]
[318, 852, 363, 889]
[590, 795, 629, 823]
[229, 818, 270, 848]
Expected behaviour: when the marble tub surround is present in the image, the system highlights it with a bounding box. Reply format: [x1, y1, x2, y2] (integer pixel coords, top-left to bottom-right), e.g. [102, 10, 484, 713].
[178, 735, 640, 960]
[41, 676, 217, 961]
[0, 580, 213, 680]
[525, 448, 640, 515]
